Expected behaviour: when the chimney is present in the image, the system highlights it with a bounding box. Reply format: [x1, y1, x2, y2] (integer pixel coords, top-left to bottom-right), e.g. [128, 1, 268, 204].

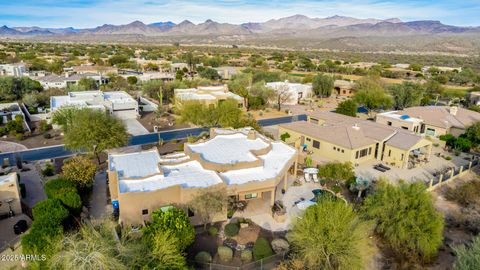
[247, 129, 256, 140]
[449, 106, 458, 116]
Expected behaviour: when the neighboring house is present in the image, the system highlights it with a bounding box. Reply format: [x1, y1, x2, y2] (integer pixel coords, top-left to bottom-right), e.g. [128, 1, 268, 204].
[421, 66, 462, 74]
[214, 66, 239, 80]
[279, 111, 432, 169]
[266, 81, 313, 105]
[137, 72, 175, 82]
[468, 92, 480, 106]
[174, 85, 244, 108]
[0, 63, 26, 77]
[333, 80, 354, 97]
[107, 128, 298, 225]
[0, 173, 22, 217]
[0, 102, 30, 131]
[50, 90, 139, 120]
[34, 73, 106, 89]
[71, 65, 118, 75]
[376, 106, 480, 137]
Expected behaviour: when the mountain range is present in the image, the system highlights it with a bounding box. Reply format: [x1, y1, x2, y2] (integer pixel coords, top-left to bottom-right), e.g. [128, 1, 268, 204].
[2, 15, 480, 54]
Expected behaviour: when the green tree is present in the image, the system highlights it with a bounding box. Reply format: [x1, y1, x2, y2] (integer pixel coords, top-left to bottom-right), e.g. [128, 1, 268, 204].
[189, 186, 228, 230]
[362, 181, 444, 264]
[353, 77, 392, 116]
[0, 76, 43, 101]
[45, 178, 82, 214]
[127, 76, 138, 85]
[289, 198, 374, 270]
[62, 156, 98, 190]
[143, 207, 195, 251]
[464, 122, 480, 146]
[199, 67, 220, 80]
[389, 82, 425, 109]
[453, 235, 480, 270]
[312, 74, 334, 98]
[77, 77, 98, 91]
[317, 162, 355, 185]
[336, 99, 357, 117]
[51, 107, 80, 132]
[61, 108, 128, 164]
[228, 73, 252, 110]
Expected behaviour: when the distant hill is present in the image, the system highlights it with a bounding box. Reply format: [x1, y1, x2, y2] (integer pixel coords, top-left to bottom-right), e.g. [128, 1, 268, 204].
[2, 15, 480, 54]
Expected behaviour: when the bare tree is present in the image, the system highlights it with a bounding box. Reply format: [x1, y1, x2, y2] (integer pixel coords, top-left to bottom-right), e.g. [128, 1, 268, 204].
[275, 84, 293, 111]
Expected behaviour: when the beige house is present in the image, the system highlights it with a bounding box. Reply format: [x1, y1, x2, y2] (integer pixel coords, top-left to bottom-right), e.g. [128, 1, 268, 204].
[278, 111, 432, 169]
[376, 106, 480, 138]
[107, 128, 297, 225]
[0, 173, 22, 217]
[174, 85, 244, 108]
[334, 80, 355, 97]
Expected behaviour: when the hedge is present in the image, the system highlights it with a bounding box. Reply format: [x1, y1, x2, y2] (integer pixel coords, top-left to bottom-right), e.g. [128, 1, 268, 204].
[253, 237, 274, 260]
[224, 223, 240, 237]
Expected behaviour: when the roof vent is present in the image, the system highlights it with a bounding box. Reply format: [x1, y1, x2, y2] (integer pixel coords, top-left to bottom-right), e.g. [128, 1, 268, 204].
[450, 106, 458, 116]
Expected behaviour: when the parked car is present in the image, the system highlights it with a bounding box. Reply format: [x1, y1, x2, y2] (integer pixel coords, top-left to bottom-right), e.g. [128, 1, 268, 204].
[13, 219, 28, 235]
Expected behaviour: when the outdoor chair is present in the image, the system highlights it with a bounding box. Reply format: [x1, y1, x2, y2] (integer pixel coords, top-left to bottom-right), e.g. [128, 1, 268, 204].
[312, 174, 319, 183]
[304, 173, 311, 182]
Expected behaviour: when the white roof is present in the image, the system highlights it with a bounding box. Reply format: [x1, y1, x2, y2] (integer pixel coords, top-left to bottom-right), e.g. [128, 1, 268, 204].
[118, 161, 222, 193]
[377, 111, 423, 123]
[266, 81, 312, 93]
[187, 133, 269, 164]
[0, 173, 16, 186]
[51, 91, 136, 111]
[220, 142, 296, 185]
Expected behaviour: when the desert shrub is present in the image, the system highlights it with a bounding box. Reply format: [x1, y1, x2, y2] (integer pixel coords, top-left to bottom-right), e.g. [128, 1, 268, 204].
[217, 246, 233, 262]
[15, 133, 24, 140]
[39, 120, 50, 132]
[241, 250, 253, 263]
[208, 226, 219, 237]
[453, 235, 480, 270]
[444, 180, 480, 207]
[224, 222, 240, 237]
[195, 251, 212, 264]
[271, 238, 290, 254]
[253, 237, 274, 260]
[42, 163, 55, 176]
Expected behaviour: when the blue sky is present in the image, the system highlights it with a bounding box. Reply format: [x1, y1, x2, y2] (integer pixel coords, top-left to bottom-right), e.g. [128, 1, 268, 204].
[1, 0, 479, 28]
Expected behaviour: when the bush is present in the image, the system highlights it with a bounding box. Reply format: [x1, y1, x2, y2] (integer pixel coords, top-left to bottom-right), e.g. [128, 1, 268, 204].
[253, 237, 274, 260]
[195, 251, 212, 264]
[21, 219, 64, 254]
[271, 238, 290, 254]
[42, 163, 55, 176]
[45, 178, 77, 198]
[15, 133, 24, 140]
[224, 223, 240, 237]
[208, 226, 219, 237]
[241, 250, 253, 263]
[217, 246, 233, 262]
[62, 156, 97, 190]
[39, 120, 50, 132]
[444, 180, 480, 207]
[32, 198, 69, 225]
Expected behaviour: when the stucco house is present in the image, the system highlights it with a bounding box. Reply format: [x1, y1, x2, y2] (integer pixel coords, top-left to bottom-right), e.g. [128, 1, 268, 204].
[266, 81, 313, 105]
[279, 111, 432, 169]
[35, 73, 106, 89]
[107, 128, 298, 225]
[174, 85, 244, 108]
[376, 106, 480, 137]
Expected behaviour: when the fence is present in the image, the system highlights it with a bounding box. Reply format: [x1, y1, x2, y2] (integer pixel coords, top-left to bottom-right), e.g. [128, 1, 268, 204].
[426, 159, 479, 191]
[191, 253, 286, 270]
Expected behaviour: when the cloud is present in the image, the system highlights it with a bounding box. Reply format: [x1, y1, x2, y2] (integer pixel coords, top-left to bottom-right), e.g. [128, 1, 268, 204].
[1, 0, 479, 28]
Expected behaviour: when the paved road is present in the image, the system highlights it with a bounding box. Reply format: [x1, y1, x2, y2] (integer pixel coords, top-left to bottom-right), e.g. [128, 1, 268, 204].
[0, 114, 307, 164]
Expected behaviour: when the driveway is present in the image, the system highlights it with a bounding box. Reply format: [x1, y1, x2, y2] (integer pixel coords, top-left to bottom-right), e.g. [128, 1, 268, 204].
[123, 119, 149, 136]
[89, 171, 111, 219]
[0, 214, 32, 253]
[16, 163, 46, 208]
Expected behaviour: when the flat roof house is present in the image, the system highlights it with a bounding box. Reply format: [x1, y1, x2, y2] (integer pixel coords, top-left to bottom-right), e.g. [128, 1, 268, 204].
[107, 128, 298, 225]
[35, 73, 105, 89]
[279, 111, 432, 169]
[0, 63, 26, 77]
[266, 81, 313, 105]
[0, 173, 22, 218]
[333, 80, 355, 97]
[376, 106, 480, 137]
[0, 102, 30, 131]
[50, 90, 139, 120]
[174, 85, 244, 108]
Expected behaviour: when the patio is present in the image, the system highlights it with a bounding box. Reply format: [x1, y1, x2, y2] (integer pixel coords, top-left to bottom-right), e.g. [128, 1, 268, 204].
[233, 175, 324, 232]
[355, 146, 473, 184]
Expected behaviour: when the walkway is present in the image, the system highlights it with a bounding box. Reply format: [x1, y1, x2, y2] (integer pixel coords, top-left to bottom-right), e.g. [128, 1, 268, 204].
[89, 171, 110, 219]
[15, 163, 46, 208]
[0, 141, 27, 153]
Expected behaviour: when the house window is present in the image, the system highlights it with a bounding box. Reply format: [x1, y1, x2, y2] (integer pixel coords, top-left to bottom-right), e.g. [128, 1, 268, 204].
[142, 209, 148, 215]
[312, 140, 320, 149]
[368, 147, 372, 155]
[337, 148, 340, 152]
[306, 138, 311, 142]
[333, 146, 336, 150]
[245, 193, 258, 199]
[358, 148, 368, 158]
[401, 126, 408, 130]
[341, 149, 344, 153]
[187, 208, 195, 217]
[356, 151, 359, 159]
[388, 150, 391, 157]
[387, 121, 392, 126]
[426, 128, 435, 136]
[401, 154, 404, 161]
[310, 118, 319, 124]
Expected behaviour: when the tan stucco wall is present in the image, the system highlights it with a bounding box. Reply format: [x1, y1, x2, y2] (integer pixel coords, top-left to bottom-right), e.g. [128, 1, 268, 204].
[424, 124, 448, 137]
[279, 126, 376, 165]
[375, 115, 421, 133]
[0, 173, 22, 216]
